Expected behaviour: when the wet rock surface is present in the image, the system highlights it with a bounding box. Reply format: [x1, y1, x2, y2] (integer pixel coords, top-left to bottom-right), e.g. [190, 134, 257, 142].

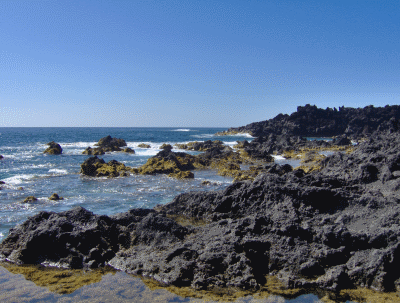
[80, 156, 132, 177]
[43, 141, 62, 155]
[82, 136, 133, 154]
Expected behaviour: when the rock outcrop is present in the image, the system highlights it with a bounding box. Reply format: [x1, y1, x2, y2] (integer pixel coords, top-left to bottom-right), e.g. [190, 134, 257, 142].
[22, 196, 38, 203]
[49, 193, 64, 201]
[80, 156, 131, 177]
[82, 136, 133, 154]
[44, 142, 62, 155]
[217, 104, 400, 139]
[95, 135, 127, 150]
[4, 130, 400, 294]
[174, 140, 225, 151]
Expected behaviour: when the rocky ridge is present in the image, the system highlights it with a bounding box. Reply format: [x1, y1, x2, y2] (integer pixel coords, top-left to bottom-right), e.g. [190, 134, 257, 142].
[2, 105, 400, 298]
[217, 104, 400, 139]
[82, 135, 134, 155]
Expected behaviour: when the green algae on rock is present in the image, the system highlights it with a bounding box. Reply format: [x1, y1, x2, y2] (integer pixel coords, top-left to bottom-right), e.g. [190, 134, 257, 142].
[80, 156, 132, 177]
[0, 262, 116, 295]
[49, 193, 64, 201]
[43, 141, 62, 155]
[22, 196, 38, 203]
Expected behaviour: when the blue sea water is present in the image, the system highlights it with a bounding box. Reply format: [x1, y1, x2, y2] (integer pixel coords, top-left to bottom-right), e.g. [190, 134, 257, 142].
[0, 127, 257, 240]
[0, 127, 357, 303]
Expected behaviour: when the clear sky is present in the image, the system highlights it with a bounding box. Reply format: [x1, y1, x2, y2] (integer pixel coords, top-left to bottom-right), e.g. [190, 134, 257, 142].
[0, 0, 399, 127]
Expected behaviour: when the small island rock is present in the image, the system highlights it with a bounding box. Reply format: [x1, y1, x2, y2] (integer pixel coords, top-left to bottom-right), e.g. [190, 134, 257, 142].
[44, 142, 62, 155]
[49, 193, 64, 201]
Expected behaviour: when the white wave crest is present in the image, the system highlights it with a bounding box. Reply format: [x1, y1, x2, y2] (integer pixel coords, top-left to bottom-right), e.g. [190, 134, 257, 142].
[192, 134, 214, 139]
[59, 142, 97, 148]
[2, 174, 36, 185]
[135, 149, 159, 156]
[172, 129, 191, 132]
[228, 133, 254, 138]
[48, 168, 68, 175]
[272, 155, 286, 160]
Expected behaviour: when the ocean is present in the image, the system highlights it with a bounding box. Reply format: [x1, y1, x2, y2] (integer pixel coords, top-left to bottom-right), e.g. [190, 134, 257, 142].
[0, 127, 351, 303]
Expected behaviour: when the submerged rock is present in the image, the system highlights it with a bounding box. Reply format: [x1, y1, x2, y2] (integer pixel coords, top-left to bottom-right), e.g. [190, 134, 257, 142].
[44, 142, 62, 155]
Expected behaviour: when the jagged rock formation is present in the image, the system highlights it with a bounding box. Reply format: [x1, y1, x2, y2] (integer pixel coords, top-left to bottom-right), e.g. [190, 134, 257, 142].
[174, 140, 225, 151]
[80, 156, 132, 177]
[217, 104, 400, 139]
[44, 141, 62, 155]
[82, 136, 133, 155]
[3, 130, 400, 294]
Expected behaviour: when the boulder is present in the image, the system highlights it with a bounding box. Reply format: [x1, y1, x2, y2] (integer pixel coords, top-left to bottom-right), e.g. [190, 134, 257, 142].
[44, 142, 62, 155]
[23, 196, 38, 203]
[80, 156, 131, 178]
[123, 147, 135, 154]
[95, 135, 127, 148]
[82, 147, 105, 155]
[0, 207, 155, 269]
[160, 143, 173, 151]
[49, 193, 64, 201]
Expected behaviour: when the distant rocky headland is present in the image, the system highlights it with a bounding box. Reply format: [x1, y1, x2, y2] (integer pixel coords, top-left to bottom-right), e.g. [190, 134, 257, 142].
[1, 104, 400, 301]
[216, 104, 400, 138]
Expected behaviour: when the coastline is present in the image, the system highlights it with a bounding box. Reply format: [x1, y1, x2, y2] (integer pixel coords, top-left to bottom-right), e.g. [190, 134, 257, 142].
[2, 106, 400, 302]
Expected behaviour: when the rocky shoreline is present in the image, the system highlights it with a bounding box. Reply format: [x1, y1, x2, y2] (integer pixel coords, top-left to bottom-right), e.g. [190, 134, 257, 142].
[1, 105, 400, 300]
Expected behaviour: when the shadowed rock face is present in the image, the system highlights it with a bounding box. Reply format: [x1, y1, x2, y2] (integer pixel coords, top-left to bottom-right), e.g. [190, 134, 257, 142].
[3, 129, 400, 293]
[218, 104, 400, 139]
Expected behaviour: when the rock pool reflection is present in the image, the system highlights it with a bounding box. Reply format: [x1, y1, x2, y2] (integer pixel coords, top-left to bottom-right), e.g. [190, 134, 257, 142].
[0, 263, 380, 303]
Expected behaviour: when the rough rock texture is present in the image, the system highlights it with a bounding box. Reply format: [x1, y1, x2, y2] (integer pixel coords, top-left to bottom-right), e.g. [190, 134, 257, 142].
[4, 118, 400, 294]
[82, 136, 134, 155]
[49, 193, 63, 201]
[174, 140, 225, 151]
[0, 207, 155, 269]
[82, 147, 105, 155]
[22, 196, 38, 203]
[80, 156, 131, 177]
[95, 135, 127, 149]
[217, 104, 400, 139]
[44, 142, 62, 155]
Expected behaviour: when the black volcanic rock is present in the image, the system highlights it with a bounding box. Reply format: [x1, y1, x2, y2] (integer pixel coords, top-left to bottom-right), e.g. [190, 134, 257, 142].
[96, 135, 127, 148]
[4, 124, 400, 293]
[221, 104, 400, 139]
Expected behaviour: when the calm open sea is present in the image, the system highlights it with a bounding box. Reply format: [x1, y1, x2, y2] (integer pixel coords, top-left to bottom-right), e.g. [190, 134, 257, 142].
[0, 127, 352, 303]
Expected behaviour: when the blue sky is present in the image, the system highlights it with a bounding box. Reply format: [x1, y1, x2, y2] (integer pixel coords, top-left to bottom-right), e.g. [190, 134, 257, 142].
[1, 0, 399, 127]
